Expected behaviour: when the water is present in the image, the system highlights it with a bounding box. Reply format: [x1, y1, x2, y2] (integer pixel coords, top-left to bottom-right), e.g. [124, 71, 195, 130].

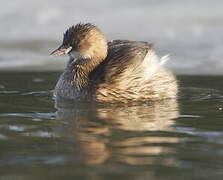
[0, 72, 223, 180]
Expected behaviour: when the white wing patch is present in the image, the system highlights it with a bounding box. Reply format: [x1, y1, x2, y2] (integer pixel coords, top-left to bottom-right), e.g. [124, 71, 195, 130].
[160, 54, 170, 66]
[139, 51, 170, 84]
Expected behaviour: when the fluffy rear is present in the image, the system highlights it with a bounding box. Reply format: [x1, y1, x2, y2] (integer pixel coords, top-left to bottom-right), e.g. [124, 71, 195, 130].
[95, 44, 178, 102]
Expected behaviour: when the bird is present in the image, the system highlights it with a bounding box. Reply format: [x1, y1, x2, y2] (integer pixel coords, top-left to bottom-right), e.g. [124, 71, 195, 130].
[51, 23, 178, 103]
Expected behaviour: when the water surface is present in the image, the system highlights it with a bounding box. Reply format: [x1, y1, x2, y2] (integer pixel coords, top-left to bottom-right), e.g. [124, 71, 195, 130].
[0, 73, 223, 180]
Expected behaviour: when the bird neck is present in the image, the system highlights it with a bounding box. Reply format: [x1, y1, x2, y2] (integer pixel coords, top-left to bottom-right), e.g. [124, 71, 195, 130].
[68, 56, 104, 90]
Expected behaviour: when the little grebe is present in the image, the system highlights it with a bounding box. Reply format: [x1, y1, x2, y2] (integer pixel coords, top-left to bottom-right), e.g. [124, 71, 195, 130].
[51, 23, 178, 102]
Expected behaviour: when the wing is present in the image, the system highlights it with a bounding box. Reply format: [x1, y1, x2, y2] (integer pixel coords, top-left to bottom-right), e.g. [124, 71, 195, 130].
[89, 40, 153, 84]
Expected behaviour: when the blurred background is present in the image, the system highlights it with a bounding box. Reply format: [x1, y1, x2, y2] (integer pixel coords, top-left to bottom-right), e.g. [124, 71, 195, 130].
[0, 0, 222, 74]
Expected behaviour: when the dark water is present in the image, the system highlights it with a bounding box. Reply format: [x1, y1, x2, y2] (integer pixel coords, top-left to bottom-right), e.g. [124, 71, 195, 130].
[0, 72, 223, 180]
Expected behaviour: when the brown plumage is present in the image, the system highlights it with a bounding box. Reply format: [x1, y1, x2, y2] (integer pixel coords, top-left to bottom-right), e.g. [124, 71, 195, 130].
[51, 23, 178, 103]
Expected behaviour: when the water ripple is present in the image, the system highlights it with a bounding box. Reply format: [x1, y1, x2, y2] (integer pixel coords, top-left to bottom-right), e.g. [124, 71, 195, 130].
[179, 114, 201, 118]
[0, 112, 55, 120]
[176, 127, 223, 144]
[21, 90, 53, 96]
[0, 90, 20, 94]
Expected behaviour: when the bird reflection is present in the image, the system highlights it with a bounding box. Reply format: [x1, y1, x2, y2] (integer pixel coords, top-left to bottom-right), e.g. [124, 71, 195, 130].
[55, 99, 179, 166]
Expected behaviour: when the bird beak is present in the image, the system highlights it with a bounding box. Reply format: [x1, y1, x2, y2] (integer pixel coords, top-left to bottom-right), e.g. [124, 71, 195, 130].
[50, 46, 72, 56]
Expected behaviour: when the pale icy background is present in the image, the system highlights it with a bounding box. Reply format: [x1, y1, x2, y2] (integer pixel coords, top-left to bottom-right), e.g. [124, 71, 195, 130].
[0, 0, 223, 74]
